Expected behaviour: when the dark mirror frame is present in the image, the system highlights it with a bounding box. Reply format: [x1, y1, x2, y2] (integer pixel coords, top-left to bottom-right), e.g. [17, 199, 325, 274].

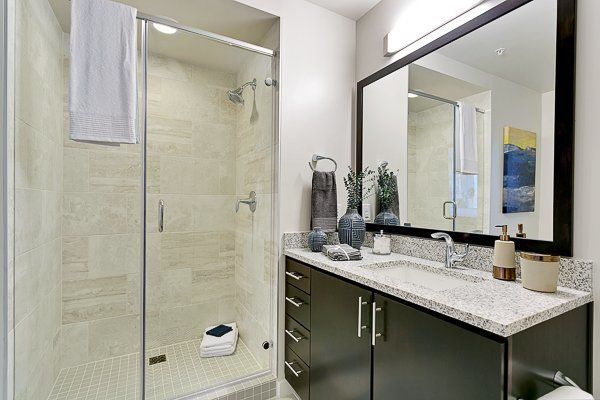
[356, 0, 576, 256]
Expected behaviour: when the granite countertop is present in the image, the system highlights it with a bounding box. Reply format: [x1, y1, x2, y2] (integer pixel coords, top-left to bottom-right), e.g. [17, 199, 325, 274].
[284, 248, 593, 337]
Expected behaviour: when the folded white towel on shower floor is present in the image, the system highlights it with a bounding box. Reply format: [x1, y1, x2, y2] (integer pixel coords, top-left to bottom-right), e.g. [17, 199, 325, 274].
[69, 0, 138, 143]
[199, 323, 238, 358]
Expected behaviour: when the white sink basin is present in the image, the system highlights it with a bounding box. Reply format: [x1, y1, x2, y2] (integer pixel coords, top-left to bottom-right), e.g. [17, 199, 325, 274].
[375, 266, 472, 291]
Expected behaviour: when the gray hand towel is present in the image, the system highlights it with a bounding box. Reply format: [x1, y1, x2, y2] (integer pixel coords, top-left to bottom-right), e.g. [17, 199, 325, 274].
[322, 244, 362, 261]
[311, 171, 338, 232]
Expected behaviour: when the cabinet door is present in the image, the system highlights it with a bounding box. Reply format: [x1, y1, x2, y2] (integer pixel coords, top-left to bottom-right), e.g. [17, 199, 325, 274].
[373, 293, 506, 400]
[310, 269, 372, 400]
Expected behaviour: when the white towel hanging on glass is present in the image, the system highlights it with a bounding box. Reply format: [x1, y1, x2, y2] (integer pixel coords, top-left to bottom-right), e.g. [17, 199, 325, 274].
[456, 101, 478, 175]
[69, 0, 138, 143]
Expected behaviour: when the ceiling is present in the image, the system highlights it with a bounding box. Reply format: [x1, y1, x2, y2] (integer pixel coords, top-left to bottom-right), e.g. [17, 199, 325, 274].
[408, 64, 486, 112]
[49, 0, 279, 72]
[305, 0, 382, 20]
[437, 0, 556, 93]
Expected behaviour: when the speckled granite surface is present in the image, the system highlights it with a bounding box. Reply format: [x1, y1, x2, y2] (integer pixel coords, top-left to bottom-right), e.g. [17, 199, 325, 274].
[283, 232, 593, 291]
[283, 247, 593, 337]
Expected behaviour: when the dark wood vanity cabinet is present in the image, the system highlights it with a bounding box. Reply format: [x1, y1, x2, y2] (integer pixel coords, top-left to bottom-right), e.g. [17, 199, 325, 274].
[284, 257, 592, 400]
[372, 293, 505, 400]
[311, 269, 372, 400]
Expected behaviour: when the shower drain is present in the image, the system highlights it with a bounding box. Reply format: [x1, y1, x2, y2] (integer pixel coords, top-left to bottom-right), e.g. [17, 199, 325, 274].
[149, 354, 167, 365]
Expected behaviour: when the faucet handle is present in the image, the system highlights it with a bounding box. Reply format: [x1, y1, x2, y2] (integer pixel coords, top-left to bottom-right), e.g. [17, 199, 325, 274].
[455, 244, 470, 259]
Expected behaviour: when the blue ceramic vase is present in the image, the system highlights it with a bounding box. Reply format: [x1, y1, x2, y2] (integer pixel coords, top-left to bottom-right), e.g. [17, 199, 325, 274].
[308, 227, 327, 252]
[338, 208, 365, 250]
[374, 208, 400, 226]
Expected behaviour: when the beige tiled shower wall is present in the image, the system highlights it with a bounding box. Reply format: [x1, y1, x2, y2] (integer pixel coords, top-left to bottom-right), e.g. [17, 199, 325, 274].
[61, 39, 240, 366]
[407, 103, 455, 231]
[13, 0, 64, 399]
[234, 24, 278, 370]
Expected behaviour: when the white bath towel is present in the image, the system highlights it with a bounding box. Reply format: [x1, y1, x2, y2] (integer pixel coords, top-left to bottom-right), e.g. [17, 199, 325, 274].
[69, 0, 138, 143]
[200, 323, 238, 358]
[457, 101, 478, 175]
[201, 323, 238, 349]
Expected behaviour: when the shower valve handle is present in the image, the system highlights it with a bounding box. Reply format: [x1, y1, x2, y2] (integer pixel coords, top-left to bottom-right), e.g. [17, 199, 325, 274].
[236, 191, 257, 213]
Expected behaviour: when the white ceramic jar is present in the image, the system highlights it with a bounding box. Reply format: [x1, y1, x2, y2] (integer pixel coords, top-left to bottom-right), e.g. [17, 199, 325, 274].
[520, 252, 560, 292]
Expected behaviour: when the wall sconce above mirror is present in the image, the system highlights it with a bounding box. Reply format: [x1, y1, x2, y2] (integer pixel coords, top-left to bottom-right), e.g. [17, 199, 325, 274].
[357, 0, 576, 256]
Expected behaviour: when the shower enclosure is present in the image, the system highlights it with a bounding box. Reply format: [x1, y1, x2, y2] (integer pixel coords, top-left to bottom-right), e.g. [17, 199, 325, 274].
[9, 1, 279, 399]
[407, 89, 488, 233]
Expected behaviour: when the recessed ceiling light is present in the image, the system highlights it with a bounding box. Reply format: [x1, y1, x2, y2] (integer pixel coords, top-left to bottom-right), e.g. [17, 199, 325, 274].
[408, 93, 419, 98]
[152, 19, 177, 35]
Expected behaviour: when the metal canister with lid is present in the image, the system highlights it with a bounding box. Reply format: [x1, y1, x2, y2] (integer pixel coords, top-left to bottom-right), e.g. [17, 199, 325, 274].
[519, 252, 560, 292]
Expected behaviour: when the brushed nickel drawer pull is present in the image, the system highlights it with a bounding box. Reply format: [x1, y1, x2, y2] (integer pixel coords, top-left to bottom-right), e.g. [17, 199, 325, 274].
[285, 329, 304, 343]
[357, 296, 368, 338]
[285, 297, 304, 308]
[285, 271, 305, 280]
[285, 361, 303, 377]
[372, 302, 382, 346]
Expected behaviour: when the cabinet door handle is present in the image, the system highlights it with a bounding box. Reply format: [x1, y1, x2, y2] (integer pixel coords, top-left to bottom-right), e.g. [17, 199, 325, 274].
[372, 302, 383, 346]
[357, 296, 368, 338]
[285, 297, 304, 308]
[285, 271, 305, 280]
[285, 360, 303, 377]
[285, 329, 304, 343]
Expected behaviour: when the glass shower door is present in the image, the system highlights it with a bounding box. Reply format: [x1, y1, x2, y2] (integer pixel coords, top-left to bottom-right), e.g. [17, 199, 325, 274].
[407, 97, 455, 231]
[142, 22, 275, 400]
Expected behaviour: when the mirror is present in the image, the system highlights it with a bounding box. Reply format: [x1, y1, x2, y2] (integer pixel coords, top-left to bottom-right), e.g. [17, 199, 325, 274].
[358, 0, 575, 253]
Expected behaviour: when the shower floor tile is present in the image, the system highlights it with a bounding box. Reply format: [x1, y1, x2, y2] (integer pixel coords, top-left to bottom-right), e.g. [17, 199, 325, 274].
[47, 339, 263, 400]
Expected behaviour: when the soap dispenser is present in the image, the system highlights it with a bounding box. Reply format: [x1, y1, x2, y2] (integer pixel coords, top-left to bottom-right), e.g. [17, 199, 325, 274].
[493, 225, 516, 281]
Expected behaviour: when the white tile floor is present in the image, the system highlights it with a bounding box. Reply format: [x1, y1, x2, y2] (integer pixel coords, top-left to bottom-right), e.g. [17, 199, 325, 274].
[47, 339, 263, 400]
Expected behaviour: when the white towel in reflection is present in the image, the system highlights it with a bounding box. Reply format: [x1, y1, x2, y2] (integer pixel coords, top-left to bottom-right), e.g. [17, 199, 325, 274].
[69, 0, 138, 143]
[457, 101, 478, 175]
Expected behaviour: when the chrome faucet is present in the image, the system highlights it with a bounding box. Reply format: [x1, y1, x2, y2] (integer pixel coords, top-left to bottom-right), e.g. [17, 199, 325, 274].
[431, 232, 470, 268]
[236, 191, 257, 213]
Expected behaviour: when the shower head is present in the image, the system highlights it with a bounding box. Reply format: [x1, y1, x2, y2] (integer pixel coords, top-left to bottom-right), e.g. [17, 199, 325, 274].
[227, 78, 256, 105]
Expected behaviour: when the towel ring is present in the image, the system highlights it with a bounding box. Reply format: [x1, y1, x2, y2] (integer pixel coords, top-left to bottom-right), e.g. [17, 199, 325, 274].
[309, 154, 337, 172]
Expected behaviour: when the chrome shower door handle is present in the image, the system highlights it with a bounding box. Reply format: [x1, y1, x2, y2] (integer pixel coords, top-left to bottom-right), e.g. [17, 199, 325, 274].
[158, 200, 164, 232]
[357, 296, 368, 338]
[443, 201, 457, 220]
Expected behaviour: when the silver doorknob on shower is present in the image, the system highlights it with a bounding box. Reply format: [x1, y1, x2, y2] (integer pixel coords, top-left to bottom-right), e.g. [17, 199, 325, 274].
[265, 77, 277, 87]
[236, 191, 257, 213]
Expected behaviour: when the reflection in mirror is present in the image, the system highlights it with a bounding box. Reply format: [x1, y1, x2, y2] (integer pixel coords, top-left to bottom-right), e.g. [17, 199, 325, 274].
[362, 0, 556, 241]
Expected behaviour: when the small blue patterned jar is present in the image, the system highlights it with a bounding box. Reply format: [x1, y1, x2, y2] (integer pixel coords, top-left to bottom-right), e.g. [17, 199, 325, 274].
[308, 227, 327, 252]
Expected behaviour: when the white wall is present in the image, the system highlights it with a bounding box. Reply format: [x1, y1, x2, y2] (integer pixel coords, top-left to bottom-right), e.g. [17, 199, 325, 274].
[539, 90, 555, 240]
[362, 67, 408, 222]
[573, 1, 600, 394]
[236, 0, 356, 233]
[358, 0, 600, 395]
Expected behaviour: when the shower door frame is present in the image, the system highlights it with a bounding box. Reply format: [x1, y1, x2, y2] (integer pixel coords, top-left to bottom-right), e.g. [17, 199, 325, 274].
[137, 15, 277, 400]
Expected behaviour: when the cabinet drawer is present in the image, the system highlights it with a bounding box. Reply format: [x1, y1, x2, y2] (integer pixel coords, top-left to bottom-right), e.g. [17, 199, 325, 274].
[286, 258, 311, 294]
[285, 347, 310, 400]
[286, 284, 311, 329]
[285, 315, 310, 365]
